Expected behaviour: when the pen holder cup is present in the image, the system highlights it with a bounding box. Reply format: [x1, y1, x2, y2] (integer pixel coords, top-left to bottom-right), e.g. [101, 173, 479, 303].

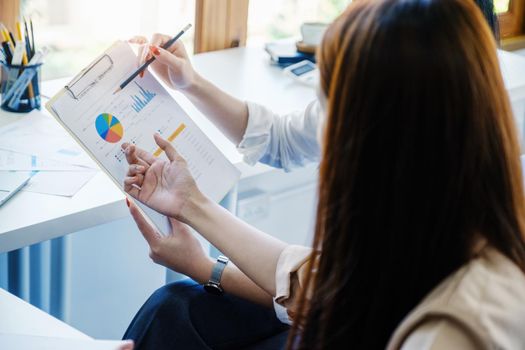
[0, 61, 43, 113]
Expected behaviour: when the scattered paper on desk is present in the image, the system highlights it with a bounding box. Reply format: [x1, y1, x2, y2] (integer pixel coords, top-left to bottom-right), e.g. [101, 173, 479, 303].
[0, 149, 88, 171]
[23, 170, 97, 197]
[0, 110, 96, 169]
[0, 333, 133, 350]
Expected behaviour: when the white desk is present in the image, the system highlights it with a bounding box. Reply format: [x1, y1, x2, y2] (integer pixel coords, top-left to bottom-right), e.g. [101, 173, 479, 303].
[0, 47, 315, 254]
[500, 50, 525, 102]
[0, 287, 89, 339]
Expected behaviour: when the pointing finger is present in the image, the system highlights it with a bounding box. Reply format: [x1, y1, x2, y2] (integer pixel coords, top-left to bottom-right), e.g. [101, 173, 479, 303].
[153, 133, 180, 162]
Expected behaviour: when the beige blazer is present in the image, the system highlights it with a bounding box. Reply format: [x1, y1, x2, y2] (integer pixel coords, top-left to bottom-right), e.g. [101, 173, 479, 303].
[274, 245, 525, 349]
[388, 245, 525, 349]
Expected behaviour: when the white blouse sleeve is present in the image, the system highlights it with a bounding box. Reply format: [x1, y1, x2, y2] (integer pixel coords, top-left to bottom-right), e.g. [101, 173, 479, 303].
[401, 319, 478, 350]
[273, 245, 313, 324]
[237, 100, 322, 172]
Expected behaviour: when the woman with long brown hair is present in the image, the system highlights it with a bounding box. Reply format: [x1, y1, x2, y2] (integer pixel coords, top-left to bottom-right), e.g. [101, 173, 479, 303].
[121, 0, 525, 349]
[293, 0, 525, 348]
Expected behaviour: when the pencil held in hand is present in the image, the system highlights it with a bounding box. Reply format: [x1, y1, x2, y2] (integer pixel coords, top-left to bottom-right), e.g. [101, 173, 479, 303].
[113, 24, 191, 95]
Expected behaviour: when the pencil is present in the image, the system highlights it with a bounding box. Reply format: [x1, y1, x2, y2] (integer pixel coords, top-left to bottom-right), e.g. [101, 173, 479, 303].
[8, 31, 15, 47]
[2, 25, 15, 52]
[16, 21, 35, 105]
[23, 18, 32, 59]
[30, 19, 35, 56]
[0, 28, 12, 62]
[113, 23, 192, 94]
[16, 22, 23, 42]
[2, 42, 12, 63]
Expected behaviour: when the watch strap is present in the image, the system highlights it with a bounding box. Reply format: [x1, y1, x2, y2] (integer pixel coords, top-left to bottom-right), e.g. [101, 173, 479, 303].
[209, 255, 229, 285]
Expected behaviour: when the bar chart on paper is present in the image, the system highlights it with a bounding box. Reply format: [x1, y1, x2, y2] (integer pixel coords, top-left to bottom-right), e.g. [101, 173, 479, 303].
[130, 82, 156, 113]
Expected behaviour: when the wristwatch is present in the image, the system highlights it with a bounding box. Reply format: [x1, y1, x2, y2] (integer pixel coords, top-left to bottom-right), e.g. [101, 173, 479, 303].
[204, 255, 229, 295]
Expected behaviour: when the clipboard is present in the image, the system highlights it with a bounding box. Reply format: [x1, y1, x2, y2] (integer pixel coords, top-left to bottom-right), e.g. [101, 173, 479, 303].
[64, 54, 114, 100]
[46, 41, 240, 236]
[46, 42, 171, 235]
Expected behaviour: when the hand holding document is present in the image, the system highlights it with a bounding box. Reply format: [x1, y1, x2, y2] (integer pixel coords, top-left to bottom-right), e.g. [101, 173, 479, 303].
[47, 40, 240, 234]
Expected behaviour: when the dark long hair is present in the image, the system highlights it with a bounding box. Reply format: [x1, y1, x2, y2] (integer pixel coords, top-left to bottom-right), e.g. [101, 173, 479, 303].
[290, 0, 525, 348]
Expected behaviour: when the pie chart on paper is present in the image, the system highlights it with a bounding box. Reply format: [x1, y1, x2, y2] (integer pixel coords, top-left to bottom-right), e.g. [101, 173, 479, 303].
[95, 113, 123, 143]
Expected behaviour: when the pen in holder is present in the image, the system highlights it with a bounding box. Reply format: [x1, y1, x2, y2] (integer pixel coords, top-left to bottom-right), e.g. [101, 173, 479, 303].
[0, 60, 42, 113]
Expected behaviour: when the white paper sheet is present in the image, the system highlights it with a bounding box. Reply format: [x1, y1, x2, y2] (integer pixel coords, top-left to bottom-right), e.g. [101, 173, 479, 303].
[0, 110, 96, 169]
[23, 170, 97, 197]
[47, 41, 240, 234]
[0, 149, 88, 171]
[0, 334, 133, 350]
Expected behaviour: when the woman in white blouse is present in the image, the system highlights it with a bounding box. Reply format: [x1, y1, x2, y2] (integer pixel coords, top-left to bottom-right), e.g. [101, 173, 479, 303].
[122, 0, 525, 349]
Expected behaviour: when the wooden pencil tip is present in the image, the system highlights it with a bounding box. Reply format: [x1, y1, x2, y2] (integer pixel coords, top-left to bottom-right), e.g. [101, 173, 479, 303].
[113, 87, 121, 95]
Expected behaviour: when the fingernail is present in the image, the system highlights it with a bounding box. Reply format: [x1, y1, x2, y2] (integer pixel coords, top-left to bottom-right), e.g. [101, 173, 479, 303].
[149, 45, 160, 56]
[126, 198, 130, 207]
[136, 165, 145, 171]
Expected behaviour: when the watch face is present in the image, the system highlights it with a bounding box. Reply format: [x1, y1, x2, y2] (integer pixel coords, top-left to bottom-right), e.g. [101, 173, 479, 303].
[204, 283, 224, 296]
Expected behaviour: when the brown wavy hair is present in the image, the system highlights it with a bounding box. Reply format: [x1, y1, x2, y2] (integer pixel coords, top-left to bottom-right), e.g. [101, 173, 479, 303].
[289, 0, 525, 348]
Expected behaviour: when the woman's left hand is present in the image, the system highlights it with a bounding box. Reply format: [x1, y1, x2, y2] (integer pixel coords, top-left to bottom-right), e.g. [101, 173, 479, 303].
[128, 34, 196, 90]
[127, 199, 213, 282]
[122, 134, 203, 222]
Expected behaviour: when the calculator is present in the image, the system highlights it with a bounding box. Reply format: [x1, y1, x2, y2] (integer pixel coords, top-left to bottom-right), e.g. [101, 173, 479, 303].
[283, 60, 319, 88]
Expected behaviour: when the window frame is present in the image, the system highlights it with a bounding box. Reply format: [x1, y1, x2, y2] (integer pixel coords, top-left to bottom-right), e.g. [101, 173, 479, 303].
[499, 0, 525, 38]
[194, 0, 249, 53]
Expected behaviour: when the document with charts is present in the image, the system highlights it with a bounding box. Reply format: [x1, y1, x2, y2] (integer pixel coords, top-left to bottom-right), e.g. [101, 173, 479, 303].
[46, 41, 240, 234]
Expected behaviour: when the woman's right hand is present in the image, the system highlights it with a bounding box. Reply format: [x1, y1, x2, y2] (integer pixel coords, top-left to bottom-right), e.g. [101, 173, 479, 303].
[122, 134, 204, 222]
[128, 34, 196, 90]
